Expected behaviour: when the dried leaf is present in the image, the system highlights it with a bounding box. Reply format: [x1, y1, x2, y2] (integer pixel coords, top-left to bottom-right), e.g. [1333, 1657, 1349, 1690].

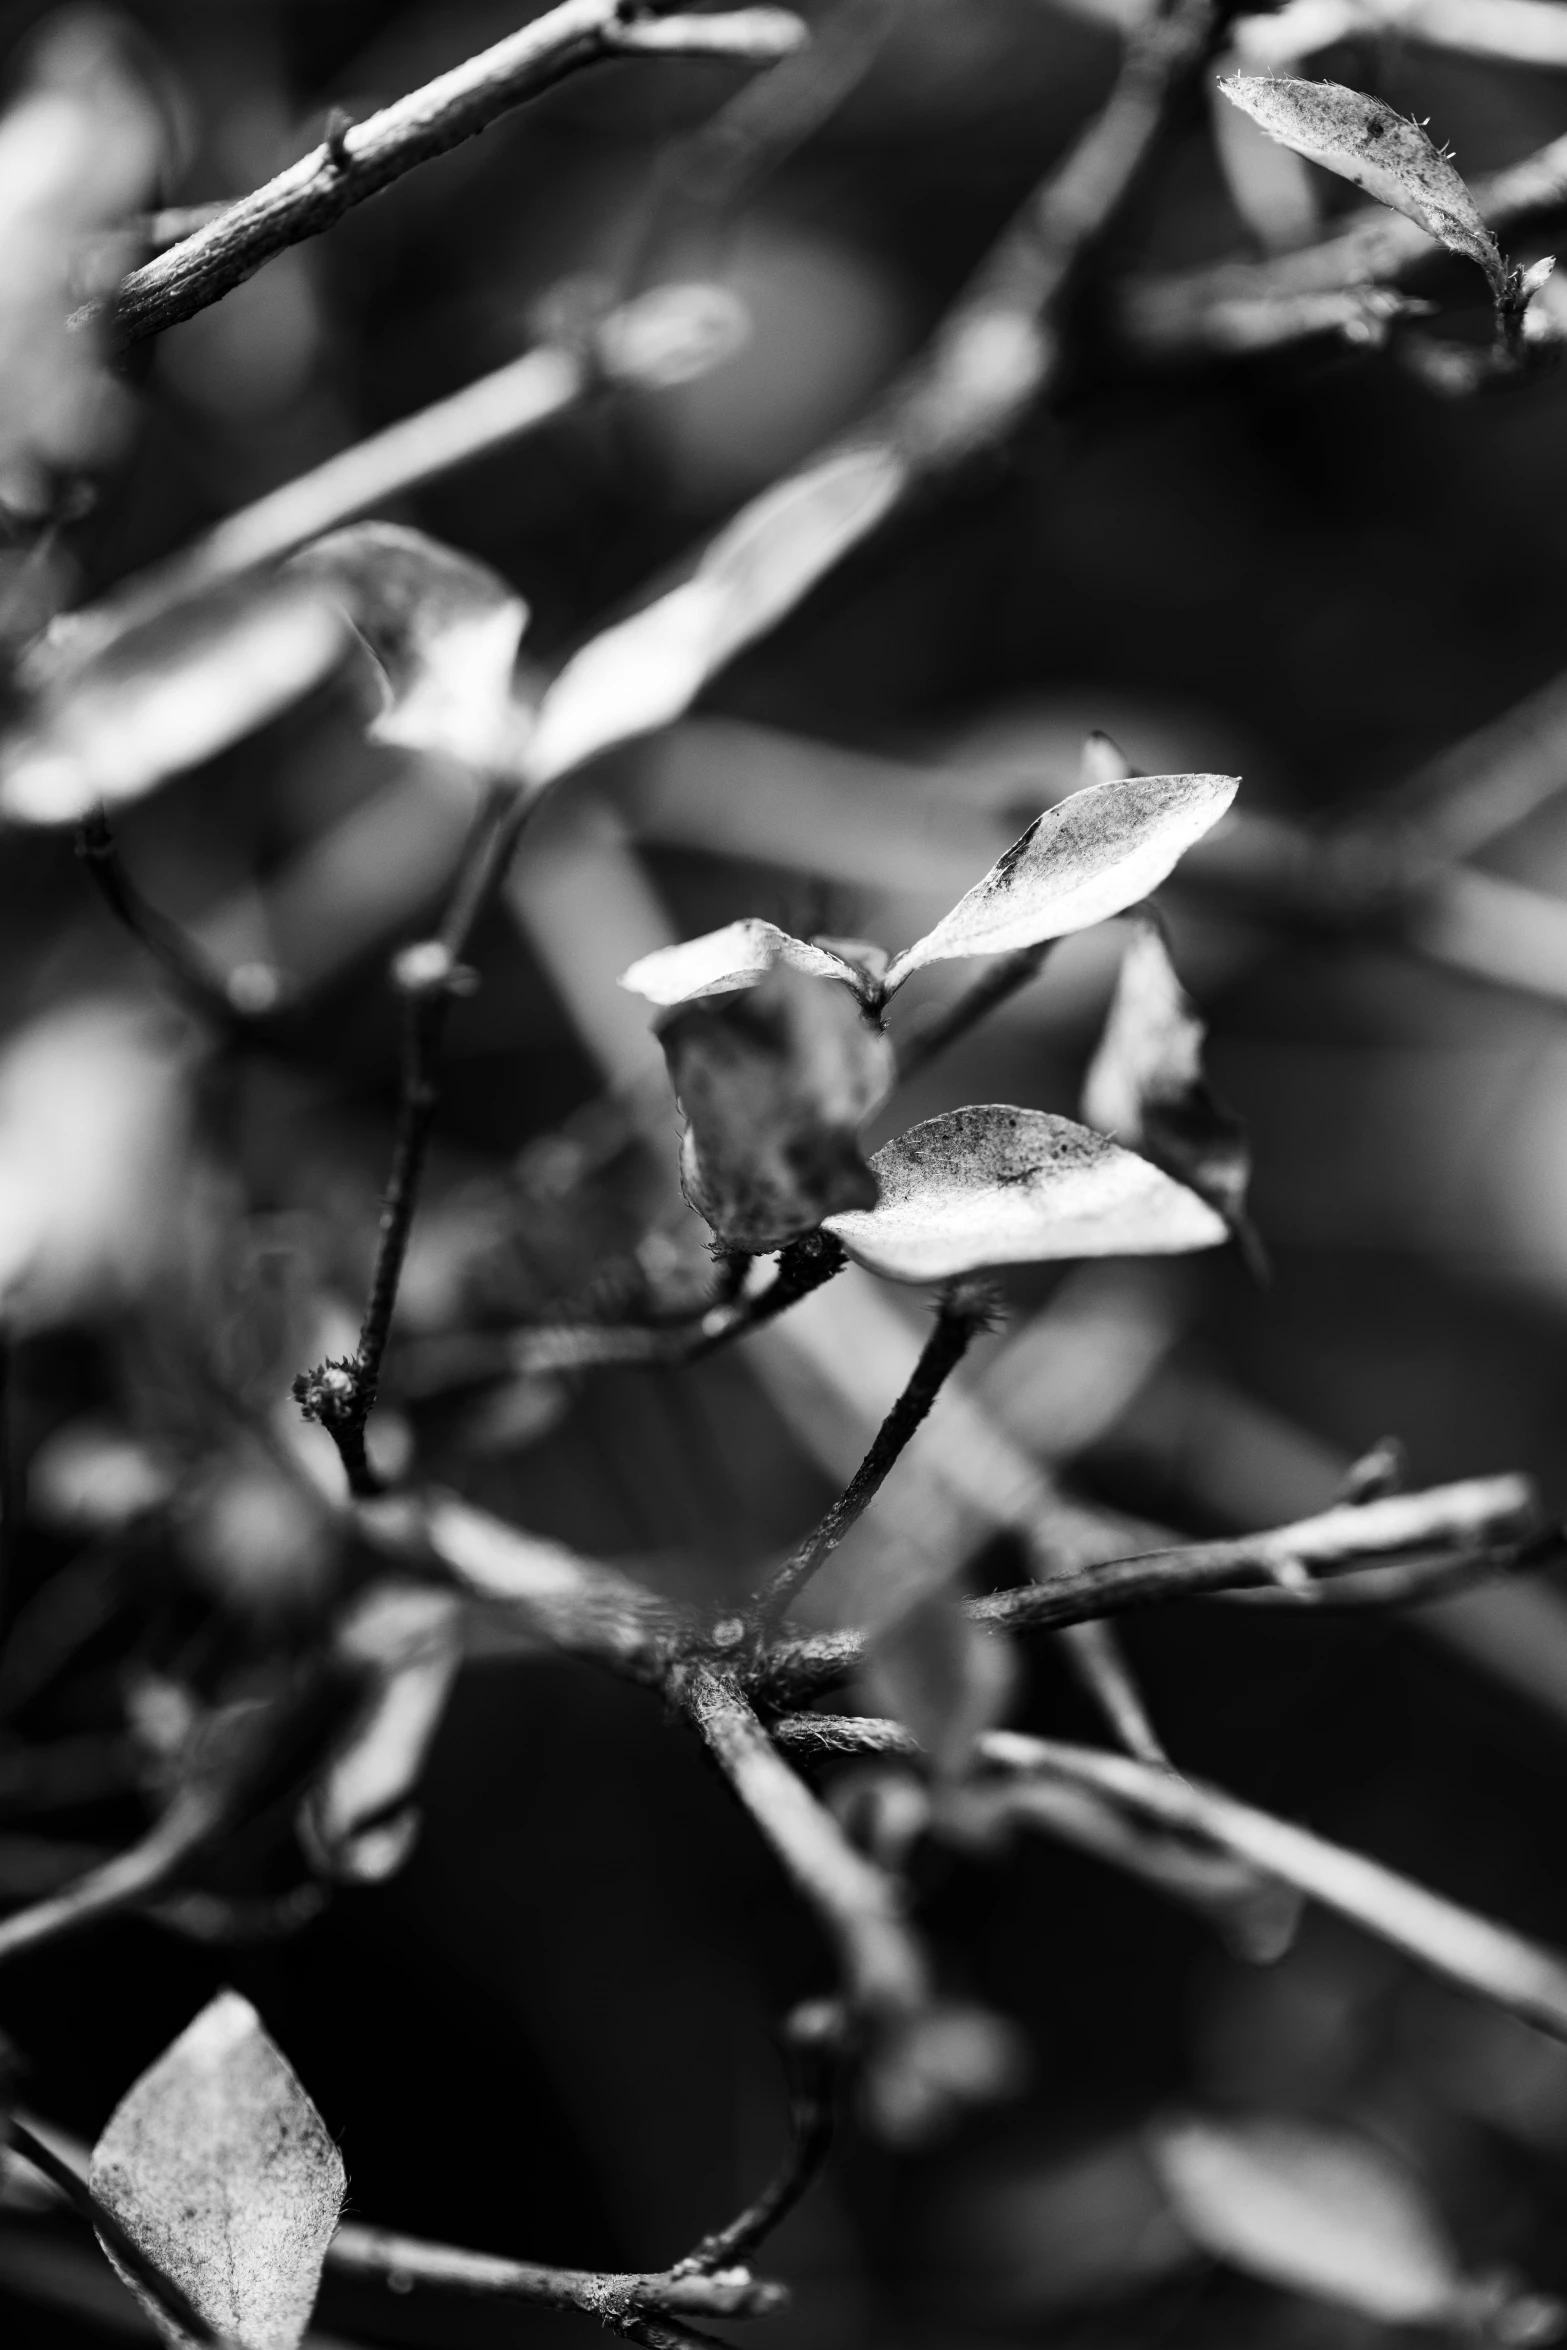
[1218, 77, 1505, 294]
[1149, 2113, 1462, 2324]
[662, 965, 893, 1251]
[825, 1106, 1228, 1283]
[1080, 915, 1252, 1236]
[289, 522, 526, 771]
[863, 1594, 1017, 1778]
[0, 577, 348, 823]
[526, 445, 906, 786]
[298, 1583, 462, 1884]
[90, 1991, 346, 2350]
[620, 917, 861, 1007]
[881, 773, 1239, 992]
[0, 14, 168, 522]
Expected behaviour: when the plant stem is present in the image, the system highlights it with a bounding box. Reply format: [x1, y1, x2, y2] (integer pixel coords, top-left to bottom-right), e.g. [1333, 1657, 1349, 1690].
[892, 944, 1055, 1082]
[750, 1284, 989, 1626]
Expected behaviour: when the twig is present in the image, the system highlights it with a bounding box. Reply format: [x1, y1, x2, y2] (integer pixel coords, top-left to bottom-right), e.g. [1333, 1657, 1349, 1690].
[770, 1717, 1567, 2040]
[325, 2225, 785, 2323]
[751, 1477, 1546, 1704]
[0, 1789, 220, 1966]
[749, 1283, 991, 1626]
[891, 945, 1055, 1083]
[677, 1998, 843, 2273]
[109, 2, 807, 345]
[1055, 1619, 1169, 1765]
[8, 2120, 220, 2347]
[506, 1231, 849, 1376]
[75, 807, 268, 1030]
[679, 1663, 931, 2023]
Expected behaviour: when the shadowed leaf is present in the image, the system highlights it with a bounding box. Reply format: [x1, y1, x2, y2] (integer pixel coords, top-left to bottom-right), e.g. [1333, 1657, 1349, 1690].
[864, 1594, 1016, 1778]
[1081, 914, 1252, 1239]
[1217, 77, 1505, 294]
[826, 1106, 1227, 1283]
[90, 1991, 346, 2349]
[881, 773, 1238, 992]
[620, 917, 861, 1006]
[1149, 2113, 1461, 2323]
[662, 965, 893, 1252]
[298, 1583, 462, 1884]
[289, 521, 527, 771]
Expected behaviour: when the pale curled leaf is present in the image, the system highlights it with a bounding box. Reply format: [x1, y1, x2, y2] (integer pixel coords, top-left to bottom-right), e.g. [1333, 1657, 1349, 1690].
[663, 965, 893, 1251]
[289, 522, 527, 771]
[863, 1594, 1016, 1779]
[526, 444, 905, 787]
[298, 1583, 462, 1884]
[90, 1991, 346, 2350]
[882, 773, 1238, 992]
[825, 1106, 1227, 1284]
[1218, 77, 1505, 294]
[0, 578, 348, 824]
[862, 2000, 1026, 2147]
[1149, 2113, 1462, 2324]
[620, 917, 861, 1006]
[1081, 915, 1251, 1234]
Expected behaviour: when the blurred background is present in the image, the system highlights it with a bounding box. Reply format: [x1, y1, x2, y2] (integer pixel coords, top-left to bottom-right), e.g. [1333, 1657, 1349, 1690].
[5, 1, 1567, 2344]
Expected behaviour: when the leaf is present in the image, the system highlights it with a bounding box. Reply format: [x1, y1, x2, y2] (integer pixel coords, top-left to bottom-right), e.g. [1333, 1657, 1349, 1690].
[1217, 77, 1505, 295]
[661, 964, 893, 1252]
[298, 1583, 462, 1884]
[620, 917, 862, 1007]
[90, 1991, 346, 2350]
[825, 1106, 1228, 1283]
[0, 577, 349, 823]
[1148, 2113, 1462, 2325]
[862, 2000, 1026, 2147]
[1080, 914, 1252, 1238]
[0, 14, 168, 524]
[881, 773, 1239, 993]
[525, 444, 905, 787]
[863, 1594, 1017, 1778]
[289, 522, 527, 771]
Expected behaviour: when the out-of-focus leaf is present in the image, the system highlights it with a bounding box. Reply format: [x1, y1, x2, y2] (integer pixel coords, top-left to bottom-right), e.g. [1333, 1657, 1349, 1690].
[862, 2000, 1026, 2147]
[661, 964, 893, 1252]
[937, 2132, 1197, 2318]
[1217, 77, 1505, 294]
[0, 13, 167, 522]
[863, 1593, 1016, 1778]
[28, 1418, 175, 1533]
[298, 1583, 461, 1885]
[826, 1106, 1228, 1283]
[289, 521, 527, 772]
[1148, 2112, 1462, 2323]
[1080, 914, 1252, 1237]
[0, 576, 348, 823]
[525, 444, 906, 786]
[175, 1453, 338, 1616]
[880, 773, 1239, 992]
[0, 1001, 190, 1324]
[90, 1990, 346, 2350]
[620, 916, 862, 1006]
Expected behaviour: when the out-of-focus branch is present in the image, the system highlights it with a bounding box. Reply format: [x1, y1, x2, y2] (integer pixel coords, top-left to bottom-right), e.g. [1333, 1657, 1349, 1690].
[76, 805, 275, 1028]
[679, 1663, 931, 2023]
[326, 2225, 786, 2323]
[677, 1999, 842, 2273]
[0, 1788, 221, 1966]
[774, 1716, 1567, 2041]
[750, 1285, 990, 1627]
[892, 944, 1055, 1082]
[1121, 116, 1567, 360]
[507, 1232, 848, 1376]
[109, 2, 807, 344]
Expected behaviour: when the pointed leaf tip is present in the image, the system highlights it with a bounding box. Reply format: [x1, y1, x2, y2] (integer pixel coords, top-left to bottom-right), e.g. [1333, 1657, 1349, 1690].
[90, 1990, 345, 2350]
[825, 1105, 1227, 1283]
[1218, 77, 1504, 295]
[883, 772, 1237, 990]
[619, 918, 862, 1007]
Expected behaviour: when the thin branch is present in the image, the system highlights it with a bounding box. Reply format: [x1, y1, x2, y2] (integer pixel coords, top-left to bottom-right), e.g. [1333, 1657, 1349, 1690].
[771, 1717, 1567, 2041]
[1055, 1619, 1168, 1766]
[677, 1998, 843, 2273]
[749, 1283, 990, 1626]
[679, 1662, 931, 2022]
[325, 2224, 785, 2323]
[76, 806, 274, 1029]
[109, 2, 807, 345]
[8, 2119, 220, 2347]
[506, 1231, 849, 1376]
[750, 1476, 1547, 1704]
[0, 1789, 220, 1966]
[891, 944, 1055, 1084]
